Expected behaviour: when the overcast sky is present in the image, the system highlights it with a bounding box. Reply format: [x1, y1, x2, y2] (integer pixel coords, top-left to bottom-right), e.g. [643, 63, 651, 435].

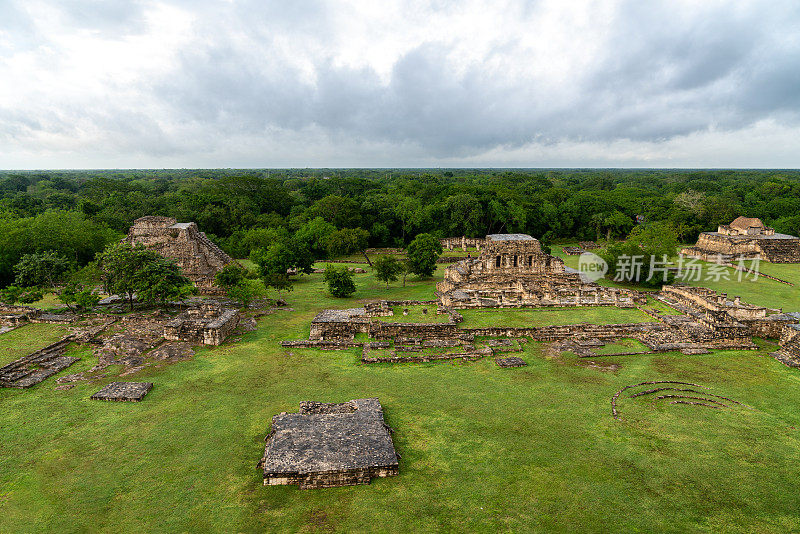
[1, 0, 798, 169]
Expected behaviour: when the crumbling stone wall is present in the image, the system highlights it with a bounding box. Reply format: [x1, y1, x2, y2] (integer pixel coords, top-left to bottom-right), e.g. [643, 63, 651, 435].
[0, 304, 41, 327]
[163, 304, 240, 346]
[440, 237, 483, 251]
[125, 216, 234, 294]
[661, 285, 767, 321]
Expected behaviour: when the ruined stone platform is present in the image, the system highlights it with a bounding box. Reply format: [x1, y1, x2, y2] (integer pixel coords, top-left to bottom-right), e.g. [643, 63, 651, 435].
[260, 398, 399, 489]
[0, 336, 79, 388]
[495, 356, 527, 368]
[91, 382, 153, 402]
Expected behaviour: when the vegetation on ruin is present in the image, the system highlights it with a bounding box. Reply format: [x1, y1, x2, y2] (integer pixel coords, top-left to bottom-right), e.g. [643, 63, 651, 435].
[3, 267, 800, 532]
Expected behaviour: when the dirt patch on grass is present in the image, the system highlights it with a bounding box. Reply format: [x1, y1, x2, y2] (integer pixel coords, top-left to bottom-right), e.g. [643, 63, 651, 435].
[545, 343, 621, 373]
[304, 510, 337, 532]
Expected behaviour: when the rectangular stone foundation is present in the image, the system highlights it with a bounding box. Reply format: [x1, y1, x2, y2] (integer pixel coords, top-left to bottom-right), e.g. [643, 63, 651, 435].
[261, 398, 399, 489]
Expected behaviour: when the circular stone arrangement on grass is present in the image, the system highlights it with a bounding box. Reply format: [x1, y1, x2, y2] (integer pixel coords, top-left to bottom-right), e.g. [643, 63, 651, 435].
[611, 381, 746, 420]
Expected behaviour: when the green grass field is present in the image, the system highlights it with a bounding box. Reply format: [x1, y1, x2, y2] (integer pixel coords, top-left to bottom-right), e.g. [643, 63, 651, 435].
[458, 305, 655, 328]
[374, 305, 451, 323]
[3, 266, 800, 532]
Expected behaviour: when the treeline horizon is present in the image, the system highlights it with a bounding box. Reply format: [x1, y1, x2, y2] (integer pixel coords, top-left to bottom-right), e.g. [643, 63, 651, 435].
[2, 168, 800, 288]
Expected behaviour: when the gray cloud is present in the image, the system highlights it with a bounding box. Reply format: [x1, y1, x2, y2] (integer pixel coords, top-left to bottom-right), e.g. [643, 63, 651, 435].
[1, 0, 799, 167]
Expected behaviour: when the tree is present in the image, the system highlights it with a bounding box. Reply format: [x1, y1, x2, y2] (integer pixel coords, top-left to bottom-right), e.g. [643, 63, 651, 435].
[603, 210, 633, 240]
[0, 285, 42, 305]
[373, 255, 403, 288]
[405, 233, 443, 278]
[295, 217, 336, 257]
[601, 222, 679, 288]
[263, 273, 294, 297]
[57, 282, 100, 312]
[215, 263, 256, 306]
[13, 251, 73, 289]
[96, 243, 193, 310]
[250, 238, 314, 297]
[135, 257, 195, 307]
[250, 239, 314, 279]
[323, 264, 356, 298]
[325, 228, 370, 258]
[215, 263, 246, 289]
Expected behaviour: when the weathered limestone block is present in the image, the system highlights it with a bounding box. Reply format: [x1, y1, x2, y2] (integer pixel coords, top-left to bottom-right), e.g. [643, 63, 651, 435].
[91, 381, 153, 402]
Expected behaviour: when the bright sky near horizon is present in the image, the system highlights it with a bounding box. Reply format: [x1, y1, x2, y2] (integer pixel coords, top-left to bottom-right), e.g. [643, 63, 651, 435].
[1, 0, 798, 169]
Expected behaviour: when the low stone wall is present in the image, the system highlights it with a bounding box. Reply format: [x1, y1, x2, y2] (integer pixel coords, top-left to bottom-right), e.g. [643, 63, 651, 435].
[0, 305, 41, 327]
[463, 322, 659, 342]
[362, 349, 490, 364]
[365, 248, 405, 255]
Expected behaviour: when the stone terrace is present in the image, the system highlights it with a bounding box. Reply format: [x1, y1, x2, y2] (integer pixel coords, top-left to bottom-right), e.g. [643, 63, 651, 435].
[260, 398, 399, 489]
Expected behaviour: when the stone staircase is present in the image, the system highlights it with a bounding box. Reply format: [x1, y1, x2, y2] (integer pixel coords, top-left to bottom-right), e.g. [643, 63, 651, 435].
[0, 335, 79, 388]
[771, 338, 800, 368]
[197, 231, 233, 264]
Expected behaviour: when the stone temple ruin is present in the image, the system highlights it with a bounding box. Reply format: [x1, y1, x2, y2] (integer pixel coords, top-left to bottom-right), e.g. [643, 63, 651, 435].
[283, 233, 800, 368]
[260, 398, 399, 489]
[437, 234, 642, 308]
[682, 216, 800, 263]
[125, 216, 234, 294]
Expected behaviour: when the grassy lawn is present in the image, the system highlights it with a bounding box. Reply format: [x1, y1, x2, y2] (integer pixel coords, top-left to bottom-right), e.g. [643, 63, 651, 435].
[374, 305, 451, 323]
[458, 306, 655, 328]
[592, 338, 651, 354]
[3, 266, 800, 532]
[0, 322, 69, 367]
[27, 292, 67, 311]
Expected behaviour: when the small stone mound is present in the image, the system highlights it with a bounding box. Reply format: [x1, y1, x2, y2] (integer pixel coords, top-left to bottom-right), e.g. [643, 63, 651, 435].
[495, 356, 527, 368]
[91, 382, 153, 402]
